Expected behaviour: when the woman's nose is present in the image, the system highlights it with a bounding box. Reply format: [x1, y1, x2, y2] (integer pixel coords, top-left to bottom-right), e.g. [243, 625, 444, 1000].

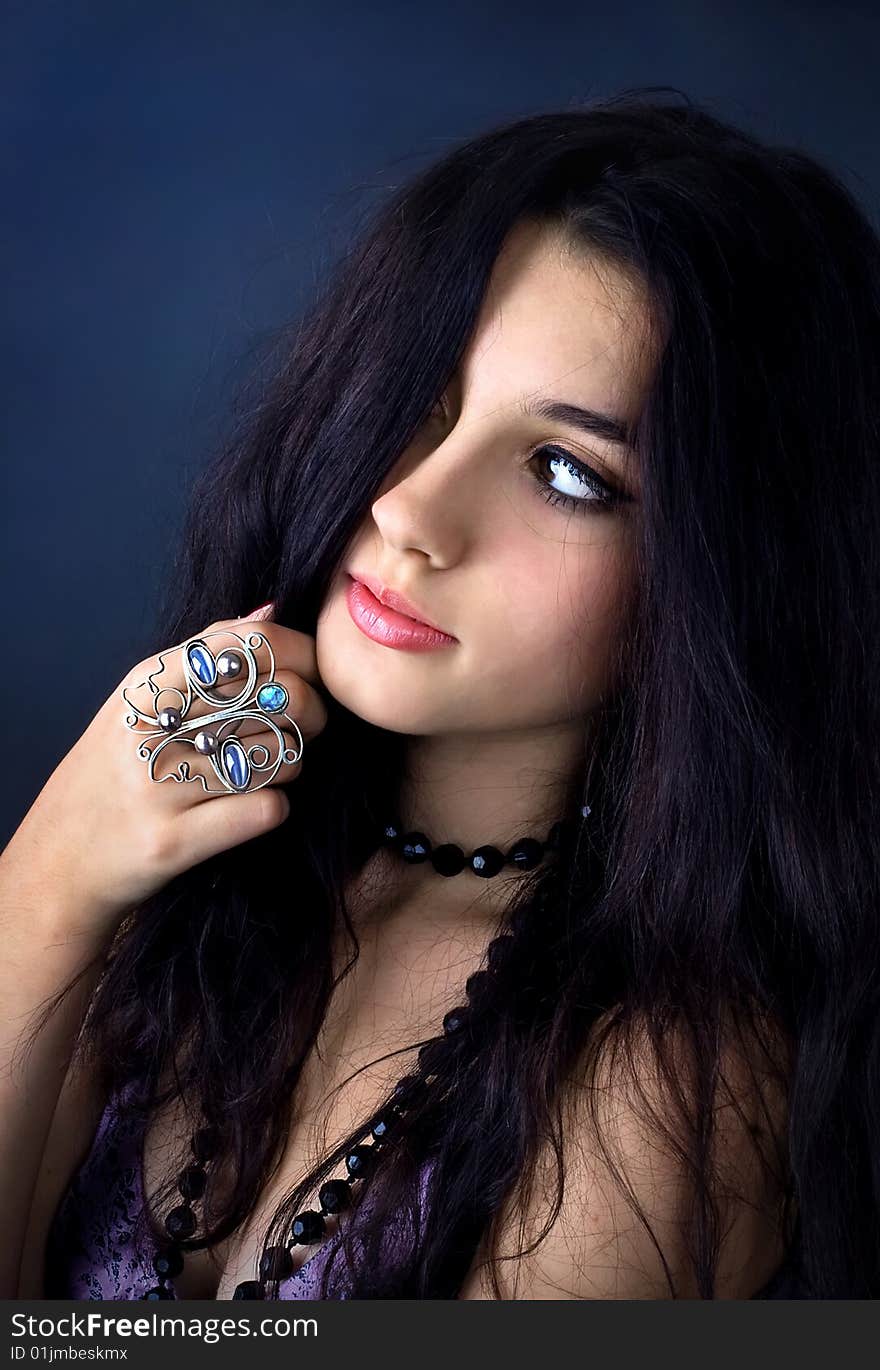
[370, 438, 479, 559]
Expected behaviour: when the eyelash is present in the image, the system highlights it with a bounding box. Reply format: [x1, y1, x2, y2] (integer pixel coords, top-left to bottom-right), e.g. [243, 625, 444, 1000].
[531, 445, 624, 516]
[428, 398, 625, 517]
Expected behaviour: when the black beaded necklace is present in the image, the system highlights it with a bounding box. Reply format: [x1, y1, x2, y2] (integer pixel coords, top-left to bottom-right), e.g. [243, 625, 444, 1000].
[141, 810, 588, 1300]
[378, 814, 582, 878]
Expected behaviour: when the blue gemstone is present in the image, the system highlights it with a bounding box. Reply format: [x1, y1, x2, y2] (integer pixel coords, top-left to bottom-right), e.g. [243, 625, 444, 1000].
[257, 682, 288, 713]
[221, 738, 250, 790]
[187, 643, 217, 687]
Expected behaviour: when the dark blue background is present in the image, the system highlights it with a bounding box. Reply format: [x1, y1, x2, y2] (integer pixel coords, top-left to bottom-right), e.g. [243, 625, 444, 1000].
[3, 0, 879, 845]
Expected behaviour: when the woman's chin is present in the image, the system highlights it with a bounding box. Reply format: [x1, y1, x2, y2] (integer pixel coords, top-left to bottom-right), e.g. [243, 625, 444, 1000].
[343, 693, 435, 735]
[315, 620, 458, 735]
[314, 663, 416, 735]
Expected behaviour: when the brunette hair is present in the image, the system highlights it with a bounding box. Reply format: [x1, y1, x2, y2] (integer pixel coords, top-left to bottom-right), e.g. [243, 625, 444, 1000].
[42, 88, 880, 1297]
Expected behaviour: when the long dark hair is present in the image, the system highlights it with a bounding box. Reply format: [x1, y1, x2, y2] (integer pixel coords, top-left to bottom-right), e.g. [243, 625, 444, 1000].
[44, 88, 880, 1297]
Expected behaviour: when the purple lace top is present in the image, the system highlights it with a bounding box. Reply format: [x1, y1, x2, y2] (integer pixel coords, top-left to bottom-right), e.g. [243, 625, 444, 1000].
[44, 1078, 806, 1300]
[43, 1077, 423, 1301]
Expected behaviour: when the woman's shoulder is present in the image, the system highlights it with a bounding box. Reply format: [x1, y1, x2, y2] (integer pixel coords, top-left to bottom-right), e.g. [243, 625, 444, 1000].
[459, 1003, 793, 1299]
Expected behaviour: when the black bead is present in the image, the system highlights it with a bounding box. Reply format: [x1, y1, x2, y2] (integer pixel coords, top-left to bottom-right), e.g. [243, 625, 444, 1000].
[392, 1072, 427, 1106]
[144, 1285, 175, 1300]
[164, 1204, 196, 1241]
[442, 1006, 468, 1034]
[382, 821, 402, 844]
[143, 1276, 174, 1298]
[371, 1110, 399, 1144]
[291, 1209, 326, 1243]
[465, 969, 490, 999]
[507, 837, 545, 870]
[192, 1126, 220, 1163]
[232, 1280, 266, 1299]
[345, 1143, 377, 1179]
[417, 1038, 446, 1074]
[430, 842, 466, 876]
[152, 1246, 184, 1279]
[470, 844, 505, 877]
[487, 933, 515, 970]
[318, 1178, 352, 1214]
[400, 831, 431, 863]
[178, 1164, 207, 1202]
[259, 1245, 294, 1281]
[546, 819, 574, 851]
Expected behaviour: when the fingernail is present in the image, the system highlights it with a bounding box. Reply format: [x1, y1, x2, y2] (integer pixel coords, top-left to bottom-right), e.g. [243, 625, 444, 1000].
[246, 601, 274, 620]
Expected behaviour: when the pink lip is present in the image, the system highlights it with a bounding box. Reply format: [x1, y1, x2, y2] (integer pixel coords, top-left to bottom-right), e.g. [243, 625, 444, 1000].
[351, 570, 451, 633]
[346, 575, 458, 651]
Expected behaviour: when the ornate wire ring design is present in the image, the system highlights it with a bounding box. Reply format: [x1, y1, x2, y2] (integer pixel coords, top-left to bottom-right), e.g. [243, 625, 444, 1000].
[120, 629, 305, 796]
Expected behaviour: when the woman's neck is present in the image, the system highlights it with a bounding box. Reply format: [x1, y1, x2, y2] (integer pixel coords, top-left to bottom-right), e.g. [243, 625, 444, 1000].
[344, 844, 517, 937]
[396, 721, 586, 858]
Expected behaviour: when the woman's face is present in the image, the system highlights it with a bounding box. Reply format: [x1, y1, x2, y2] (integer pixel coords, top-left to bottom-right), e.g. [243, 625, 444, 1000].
[316, 219, 654, 739]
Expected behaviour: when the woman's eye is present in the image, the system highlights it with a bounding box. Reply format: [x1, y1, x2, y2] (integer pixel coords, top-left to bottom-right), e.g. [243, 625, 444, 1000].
[530, 445, 625, 516]
[426, 397, 627, 517]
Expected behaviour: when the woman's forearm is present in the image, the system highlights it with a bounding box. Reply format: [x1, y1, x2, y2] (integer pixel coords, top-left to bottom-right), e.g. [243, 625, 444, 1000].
[0, 850, 113, 1297]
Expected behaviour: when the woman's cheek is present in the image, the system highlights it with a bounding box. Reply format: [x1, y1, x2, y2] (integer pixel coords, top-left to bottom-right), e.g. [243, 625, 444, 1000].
[506, 537, 635, 706]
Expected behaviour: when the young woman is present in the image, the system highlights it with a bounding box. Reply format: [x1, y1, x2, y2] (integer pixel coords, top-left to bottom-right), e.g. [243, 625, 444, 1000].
[3, 89, 879, 1301]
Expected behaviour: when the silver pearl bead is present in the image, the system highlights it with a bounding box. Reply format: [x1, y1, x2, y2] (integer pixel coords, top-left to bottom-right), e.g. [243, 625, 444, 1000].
[158, 707, 182, 732]
[194, 731, 218, 755]
[216, 651, 242, 679]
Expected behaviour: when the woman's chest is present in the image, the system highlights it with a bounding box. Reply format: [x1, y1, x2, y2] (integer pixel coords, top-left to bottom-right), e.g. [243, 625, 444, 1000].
[139, 918, 485, 1299]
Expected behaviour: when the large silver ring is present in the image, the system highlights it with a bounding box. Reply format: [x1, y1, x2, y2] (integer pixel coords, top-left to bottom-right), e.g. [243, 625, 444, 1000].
[120, 628, 305, 796]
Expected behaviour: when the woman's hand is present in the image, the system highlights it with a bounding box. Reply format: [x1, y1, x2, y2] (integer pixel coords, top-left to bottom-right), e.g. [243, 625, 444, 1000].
[0, 603, 328, 941]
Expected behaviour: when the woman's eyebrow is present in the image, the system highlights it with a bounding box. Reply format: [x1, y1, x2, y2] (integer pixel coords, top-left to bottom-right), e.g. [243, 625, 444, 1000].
[521, 397, 634, 448]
